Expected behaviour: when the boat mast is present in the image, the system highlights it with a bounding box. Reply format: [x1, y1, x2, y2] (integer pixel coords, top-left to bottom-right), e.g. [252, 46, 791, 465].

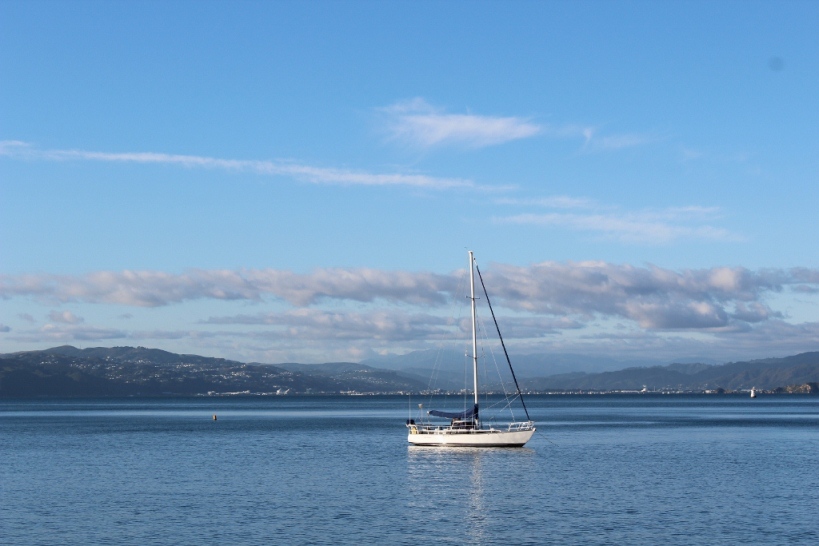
[469, 251, 479, 417]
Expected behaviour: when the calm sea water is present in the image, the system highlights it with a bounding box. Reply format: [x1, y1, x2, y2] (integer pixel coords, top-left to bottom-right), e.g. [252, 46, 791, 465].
[2, 395, 818, 545]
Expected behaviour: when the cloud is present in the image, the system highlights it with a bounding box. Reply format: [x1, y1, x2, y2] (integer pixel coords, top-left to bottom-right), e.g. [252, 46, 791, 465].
[793, 285, 819, 294]
[203, 309, 584, 344]
[495, 195, 598, 210]
[2, 263, 817, 339]
[380, 98, 541, 149]
[1, 270, 261, 307]
[790, 267, 819, 284]
[385, 97, 656, 152]
[14, 324, 128, 343]
[539, 123, 596, 142]
[478, 261, 796, 331]
[595, 133, 658, 151]
[244, 267, 458, 307]
[672, 319, 819, 361]
[535, 122, 658, 152]
[730, 302, 781, 323]
[474, 316, 584, 338]
[48, 310, 84, 324]
[494, 201, 738, 244]
[0, 324, 10, 333]
[0, 140, 478, 191]
[0, 268, 458, 307]
[624, 300, 729, 329]
[3, 261, 818, 364]
[528, 319, 819, 364]
[204, 309, 457, 342]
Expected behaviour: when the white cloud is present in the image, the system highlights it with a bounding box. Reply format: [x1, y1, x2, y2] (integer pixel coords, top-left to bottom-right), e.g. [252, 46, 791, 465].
[25, 324, 127, 343]
[381, 98, 541, 149]
[528, 320, 819, 364]
[1, 263, 815, 337]
[495, 195, 598, 210]
[48, 310, 84, 324]
[536, 122, 658, 152]
[495, 201, 738, 244]
[204, 309, 457, 342]
[206, 309, 584, 341]
[377, 100, 655, 152]
[3, 261, 818, 363]
[479, 261, 794, 331]
[0, 268, 458, 307]
[0, 140, 478, 191]
[596, 133, 658, 150]
[539, 123, 597, 142]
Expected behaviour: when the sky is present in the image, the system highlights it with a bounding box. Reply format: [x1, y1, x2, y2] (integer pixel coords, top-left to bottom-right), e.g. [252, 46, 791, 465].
[2, 0, 819, 367]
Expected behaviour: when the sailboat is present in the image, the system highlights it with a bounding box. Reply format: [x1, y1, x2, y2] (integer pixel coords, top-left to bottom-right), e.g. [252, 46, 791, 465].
[406, 251, 536, 447]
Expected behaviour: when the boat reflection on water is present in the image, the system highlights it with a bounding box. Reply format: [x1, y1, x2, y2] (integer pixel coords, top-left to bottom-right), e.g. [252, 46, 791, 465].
[406, 445, 537, 542]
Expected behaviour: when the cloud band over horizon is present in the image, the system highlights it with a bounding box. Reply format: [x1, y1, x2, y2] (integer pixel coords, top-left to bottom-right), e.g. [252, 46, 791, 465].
[3, 261, 818, 363]
[2, 262, 817, 325]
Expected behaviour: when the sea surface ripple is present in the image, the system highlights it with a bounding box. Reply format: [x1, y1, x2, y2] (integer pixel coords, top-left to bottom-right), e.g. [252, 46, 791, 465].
[1, 395, 817, 545]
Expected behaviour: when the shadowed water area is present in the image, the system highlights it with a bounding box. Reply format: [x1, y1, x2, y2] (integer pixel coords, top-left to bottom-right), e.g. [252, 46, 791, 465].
[2, 395, 817, 544]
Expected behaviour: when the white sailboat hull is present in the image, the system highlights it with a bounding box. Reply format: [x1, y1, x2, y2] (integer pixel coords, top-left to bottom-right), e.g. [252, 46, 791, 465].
[407, 426, 535, 448]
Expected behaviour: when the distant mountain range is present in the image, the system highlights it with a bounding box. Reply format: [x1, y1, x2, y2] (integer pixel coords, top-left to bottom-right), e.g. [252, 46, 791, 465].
[0, 346, 425, 397]
[361, 349, 690, 377]
[1, 345, 818, 397]
[360, 348, 690, 391]
[520, 352, 819, 392]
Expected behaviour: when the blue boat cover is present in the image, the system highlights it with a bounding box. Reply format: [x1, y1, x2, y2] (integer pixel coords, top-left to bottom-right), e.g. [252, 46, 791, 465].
[429, 404, 478, 420]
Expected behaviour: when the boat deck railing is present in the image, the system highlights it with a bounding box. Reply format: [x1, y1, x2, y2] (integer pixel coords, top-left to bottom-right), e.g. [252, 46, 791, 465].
[505, 421, 536, 432]
[407, 421, 534, 434]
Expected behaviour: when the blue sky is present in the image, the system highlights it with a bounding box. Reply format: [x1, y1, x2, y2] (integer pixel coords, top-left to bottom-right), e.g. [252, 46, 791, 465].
[2, 0, 818, 366]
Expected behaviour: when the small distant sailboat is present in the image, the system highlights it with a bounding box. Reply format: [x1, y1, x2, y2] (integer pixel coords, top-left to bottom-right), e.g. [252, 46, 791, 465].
[750, 387, 757, 399]
[406, 251, 536, 447]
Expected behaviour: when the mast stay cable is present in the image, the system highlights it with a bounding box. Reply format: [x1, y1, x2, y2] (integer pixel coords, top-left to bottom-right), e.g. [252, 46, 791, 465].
[474, 263, 531, 421]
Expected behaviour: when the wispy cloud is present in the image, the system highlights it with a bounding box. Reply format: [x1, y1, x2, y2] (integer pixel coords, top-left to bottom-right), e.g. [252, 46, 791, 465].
[594, 132, 658, 151]
[498, 212, 735, 244]
[380, 98, 541, 149]
[678, 144, 754, 165]
[536, 122, 659, 152]
[494, 197, 738, 244]
[0, 140, 478, 191]
[495, 195, 598, 210]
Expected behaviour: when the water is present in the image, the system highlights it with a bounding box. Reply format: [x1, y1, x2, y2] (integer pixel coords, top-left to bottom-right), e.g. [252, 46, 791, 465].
[2, 395, 818, 545]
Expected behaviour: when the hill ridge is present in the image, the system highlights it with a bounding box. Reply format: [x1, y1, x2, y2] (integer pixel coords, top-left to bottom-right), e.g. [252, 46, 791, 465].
[3, 346, 819, 396]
